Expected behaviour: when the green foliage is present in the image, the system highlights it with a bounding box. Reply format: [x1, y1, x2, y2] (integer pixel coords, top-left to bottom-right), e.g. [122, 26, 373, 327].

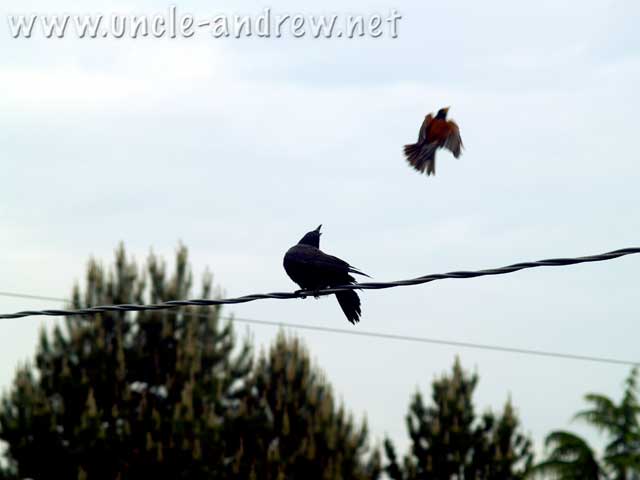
[0, 243, 252, 479]
[0, 243, 381, 480]
[384, 357, 533, 480]
[577, 368, 640, 479]
[232, 332, 381, 480]
[531, 368, 640, 480]
[0, 460, 14, 480]
[528, 431, 603, 480]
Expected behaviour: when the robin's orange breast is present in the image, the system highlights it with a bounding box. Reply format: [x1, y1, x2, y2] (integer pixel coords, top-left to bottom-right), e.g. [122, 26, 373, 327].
[426, 119, 452, 144]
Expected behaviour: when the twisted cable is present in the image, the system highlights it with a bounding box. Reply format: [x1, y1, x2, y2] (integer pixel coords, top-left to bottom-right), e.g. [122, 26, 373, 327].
[1, 247, 638, 320]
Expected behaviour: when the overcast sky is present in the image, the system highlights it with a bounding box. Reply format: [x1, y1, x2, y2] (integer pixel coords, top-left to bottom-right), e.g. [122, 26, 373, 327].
[2, 0, 639, 458]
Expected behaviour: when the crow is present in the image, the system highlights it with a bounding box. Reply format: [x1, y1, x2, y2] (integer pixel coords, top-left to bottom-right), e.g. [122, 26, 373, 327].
[283, 225, 369, 324]
[404, 106, 464, 176]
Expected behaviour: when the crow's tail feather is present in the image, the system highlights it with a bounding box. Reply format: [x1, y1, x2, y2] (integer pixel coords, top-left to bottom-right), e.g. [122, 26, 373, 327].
[349, 266, 370, 278]
[335, 291, 362, 325]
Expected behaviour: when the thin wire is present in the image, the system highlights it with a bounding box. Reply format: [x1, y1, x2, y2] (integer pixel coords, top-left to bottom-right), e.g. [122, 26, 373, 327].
[0, 290, 638, 367]
[0, 291, 64, 302]
[234, 317, 639, 367]
[1, 246, 639, 320]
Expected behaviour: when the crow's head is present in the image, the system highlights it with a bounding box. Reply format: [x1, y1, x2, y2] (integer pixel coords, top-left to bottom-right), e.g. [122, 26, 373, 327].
[298, 224, 322, 247]
[436, 106, 450, 119]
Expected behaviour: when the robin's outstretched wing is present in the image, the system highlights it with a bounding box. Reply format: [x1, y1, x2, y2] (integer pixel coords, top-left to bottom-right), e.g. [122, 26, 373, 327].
[418, 114, 433, 143]
[444, 121, 463, 158]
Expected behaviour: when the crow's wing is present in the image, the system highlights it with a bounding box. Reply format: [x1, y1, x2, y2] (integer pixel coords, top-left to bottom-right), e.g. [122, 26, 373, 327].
[321, 254, 370, 278]
[291, 247, 369, 279]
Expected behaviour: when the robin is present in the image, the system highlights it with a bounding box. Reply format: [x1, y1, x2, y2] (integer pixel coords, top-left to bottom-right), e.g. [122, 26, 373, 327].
[403, 107, 464, 176]
[283, 225, 369, 325]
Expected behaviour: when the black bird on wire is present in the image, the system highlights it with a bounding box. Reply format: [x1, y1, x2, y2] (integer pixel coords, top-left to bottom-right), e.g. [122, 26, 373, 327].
[283, 225, 369, 324]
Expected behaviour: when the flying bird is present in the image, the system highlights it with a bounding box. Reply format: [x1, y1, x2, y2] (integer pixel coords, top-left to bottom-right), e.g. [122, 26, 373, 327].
[283, 225, 369, 324]
[403, 106, 464, 176]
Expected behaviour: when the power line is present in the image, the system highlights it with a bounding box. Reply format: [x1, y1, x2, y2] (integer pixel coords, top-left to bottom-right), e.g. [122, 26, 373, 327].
[232, 317, 639, 367]
[0, 290, 638, 367]
[1, 246, 639, 321]
[0, 291, 64, 302]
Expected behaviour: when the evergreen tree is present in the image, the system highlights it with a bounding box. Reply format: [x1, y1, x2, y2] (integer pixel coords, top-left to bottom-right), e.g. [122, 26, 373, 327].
[0, 461, 14, 480]
[384, 357, 533, 480]
[0, 243, 252, 480]
[473, 400, 534, 479]
[231, 331, 380, 480]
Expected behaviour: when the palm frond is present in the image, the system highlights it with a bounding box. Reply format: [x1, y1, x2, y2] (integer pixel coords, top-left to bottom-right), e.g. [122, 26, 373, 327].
[531, 431, 603, 480]
[574, 394, 618, 433]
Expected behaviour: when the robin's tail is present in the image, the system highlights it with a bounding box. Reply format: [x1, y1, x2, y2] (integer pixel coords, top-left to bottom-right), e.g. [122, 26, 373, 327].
[335, 291, 361, 325]
[403, 142, 437, 176]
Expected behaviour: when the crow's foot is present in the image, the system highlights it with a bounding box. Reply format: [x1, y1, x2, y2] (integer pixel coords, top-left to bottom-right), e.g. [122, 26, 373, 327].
[294, 289, 323, 299]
